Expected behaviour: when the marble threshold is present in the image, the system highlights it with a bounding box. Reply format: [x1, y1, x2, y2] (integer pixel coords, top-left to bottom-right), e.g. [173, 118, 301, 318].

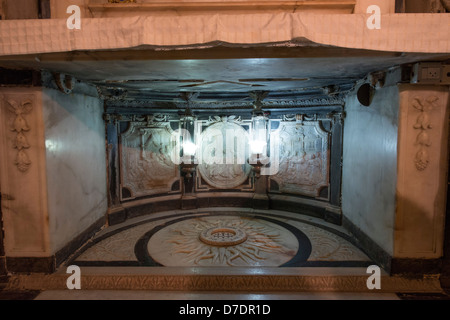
[5, 265, 443, 295]
[34, 290, 400, 300]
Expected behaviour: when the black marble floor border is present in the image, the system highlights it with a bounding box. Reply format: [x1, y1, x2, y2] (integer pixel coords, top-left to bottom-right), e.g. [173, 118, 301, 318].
[66, 211, 208, 265]
[73, 260, 374, 268]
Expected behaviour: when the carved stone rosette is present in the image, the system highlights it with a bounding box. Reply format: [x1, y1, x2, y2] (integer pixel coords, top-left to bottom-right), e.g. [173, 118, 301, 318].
[4, 97, 33, 173]
[411, 96, 439, 171]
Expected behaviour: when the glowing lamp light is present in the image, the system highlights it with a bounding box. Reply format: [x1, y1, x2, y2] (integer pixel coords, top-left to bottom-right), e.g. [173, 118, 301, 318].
[249, 140, 267, 155]
[250, 114, 268, 155]
[182, 141, 197, 157]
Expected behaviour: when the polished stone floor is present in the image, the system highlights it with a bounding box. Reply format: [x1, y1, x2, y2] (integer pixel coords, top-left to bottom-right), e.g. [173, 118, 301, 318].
[2, 208, 448, 300]
[69, 208, 372, 269]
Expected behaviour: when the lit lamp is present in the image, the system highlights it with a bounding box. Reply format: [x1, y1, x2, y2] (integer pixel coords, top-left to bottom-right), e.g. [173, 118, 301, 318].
[180, 108, 198, 179]
[248, 97, 269, 178]
[181, 140, 197, 179]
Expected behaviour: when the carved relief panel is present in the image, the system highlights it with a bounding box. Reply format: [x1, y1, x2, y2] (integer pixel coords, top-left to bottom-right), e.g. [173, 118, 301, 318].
[0, 90, 50, 256]
[269, 120, 330, 198]
[395, 86, 449, 258]
[196, 117, 253, 191]
[119, 118, 180, 200]
[3, 96, 33, 172]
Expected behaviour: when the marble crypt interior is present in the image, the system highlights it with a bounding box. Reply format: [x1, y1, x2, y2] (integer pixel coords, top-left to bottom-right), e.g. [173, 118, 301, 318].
[0, 0, 449, 299]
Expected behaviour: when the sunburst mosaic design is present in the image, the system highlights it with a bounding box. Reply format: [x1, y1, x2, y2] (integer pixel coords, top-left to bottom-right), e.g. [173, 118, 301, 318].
[147, 216, 300, 267]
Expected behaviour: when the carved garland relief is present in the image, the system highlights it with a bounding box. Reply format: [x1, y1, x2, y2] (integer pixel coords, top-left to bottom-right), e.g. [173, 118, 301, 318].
[3, 97, 33, 173]
[411, 95, 439, 171]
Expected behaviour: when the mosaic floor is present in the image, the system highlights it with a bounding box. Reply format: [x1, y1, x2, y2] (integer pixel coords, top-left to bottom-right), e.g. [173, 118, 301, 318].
[69, 209, 373, 268]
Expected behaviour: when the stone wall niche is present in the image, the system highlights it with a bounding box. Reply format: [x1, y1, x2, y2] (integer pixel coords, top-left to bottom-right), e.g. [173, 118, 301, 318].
[394, 85, 449, 263]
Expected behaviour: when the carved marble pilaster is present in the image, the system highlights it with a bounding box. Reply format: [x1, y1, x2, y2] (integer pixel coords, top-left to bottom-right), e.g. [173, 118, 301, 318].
[0, 89, 50, 257]
[4, 97, 33, 173]
[411, 96, 439, 171]
[395, 85, 449, 259]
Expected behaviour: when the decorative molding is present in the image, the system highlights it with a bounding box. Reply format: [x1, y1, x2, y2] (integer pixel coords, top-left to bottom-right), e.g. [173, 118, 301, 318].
[90, 1, 356, 15]
[412, 96, 439, 171]
[104, 95, 346, 109]
[4, 97, 33, 173]
[108, 0, 136, 3]
[5, 273, 443, 293]
[207, 115, 242, 125]
[104, 113, 171, 124]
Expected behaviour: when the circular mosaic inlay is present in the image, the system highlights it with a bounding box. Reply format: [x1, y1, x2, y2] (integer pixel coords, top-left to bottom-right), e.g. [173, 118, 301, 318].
[199, 227, 248, 247]
[146, 215, 305, 267]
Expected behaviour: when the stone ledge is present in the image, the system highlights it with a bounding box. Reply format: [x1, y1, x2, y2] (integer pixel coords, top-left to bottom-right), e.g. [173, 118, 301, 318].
[5, 272, 444, 294]
[88, 1, 356, 15]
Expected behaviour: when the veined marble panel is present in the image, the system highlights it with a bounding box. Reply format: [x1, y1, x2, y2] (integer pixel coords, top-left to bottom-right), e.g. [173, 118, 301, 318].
[42, 88, 107, 254]
[270, 121, 330, 197]
[120, 121, 180, 200]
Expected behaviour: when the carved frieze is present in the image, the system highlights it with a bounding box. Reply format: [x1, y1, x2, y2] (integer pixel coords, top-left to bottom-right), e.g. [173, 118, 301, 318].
[270, 120, 330, 198]
[197, 119, 252, 190]
[5, 272, 444, 293]
[119, 120, 180, 200]
[3, 97, 33, 173]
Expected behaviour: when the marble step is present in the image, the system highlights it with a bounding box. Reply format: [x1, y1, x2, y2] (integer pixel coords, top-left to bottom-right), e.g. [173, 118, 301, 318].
[34, 290, 402, 300]
[4, 267, 444, 294]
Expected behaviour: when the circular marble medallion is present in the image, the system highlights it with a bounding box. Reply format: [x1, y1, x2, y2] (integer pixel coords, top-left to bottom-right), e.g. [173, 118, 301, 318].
[198, 121, 251, 189]
[145, 215, 306, 267]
